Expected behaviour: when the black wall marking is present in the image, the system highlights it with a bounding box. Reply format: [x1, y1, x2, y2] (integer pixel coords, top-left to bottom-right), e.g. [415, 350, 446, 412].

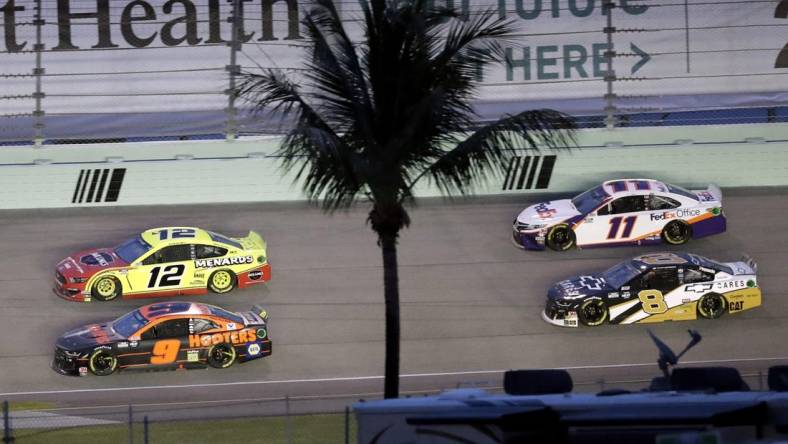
[501, 155, 557, 191]
[72, 168, 126, 204]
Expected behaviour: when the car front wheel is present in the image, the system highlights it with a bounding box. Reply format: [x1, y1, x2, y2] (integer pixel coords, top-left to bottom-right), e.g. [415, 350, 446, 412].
[91, 276, 122, 301]
[88, 348, 118, 376]
[578, 299, 608, 326]
[546, 225, 576, 251]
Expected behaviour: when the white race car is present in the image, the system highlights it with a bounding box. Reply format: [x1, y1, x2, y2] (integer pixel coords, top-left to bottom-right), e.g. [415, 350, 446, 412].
[513, 179, 726, 251]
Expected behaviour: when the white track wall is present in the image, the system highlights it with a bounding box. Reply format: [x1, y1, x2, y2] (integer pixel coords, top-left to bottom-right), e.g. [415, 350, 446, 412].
[1, 124, 786, 209]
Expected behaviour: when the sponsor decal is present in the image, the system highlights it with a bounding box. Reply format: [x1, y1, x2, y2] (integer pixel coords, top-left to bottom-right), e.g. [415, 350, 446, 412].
[247, 343, 261, 356]
[608, 292, 619, 298]
[716, 280, 746, 290]
[194, 256, 254, 269]
[578, 276, 605, 291]
[78, 367, 88, 376]
[256, 328, 268, 339]
[130, 341, 138, 348]
[194, 272, 205, 279]
[621, 292, 631, 299]
[710, 207, 722, 215]
[188, 328, 257, 348]
[226, 323, 237, 331]
[248, 270, 263, 281]
[730, 301, 744, 311]
[747, 280, 756, 288]
[564, 311, 578, 327]
[117, 342, 129, 348]
[684, 282, 714, 293]
[697, 192, 716, 202]
[650, 209, 701, 221]
[682, 298, 691, 303]
[534, 202, 558, 219]
[187, 350, 200, 362]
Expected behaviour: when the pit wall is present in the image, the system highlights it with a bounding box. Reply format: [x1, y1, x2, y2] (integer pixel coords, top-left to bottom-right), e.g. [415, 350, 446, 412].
[1, 124, 786, 209]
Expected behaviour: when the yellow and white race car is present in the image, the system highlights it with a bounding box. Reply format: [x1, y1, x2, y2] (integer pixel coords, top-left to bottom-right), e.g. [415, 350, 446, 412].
[55, 227, 271, 302]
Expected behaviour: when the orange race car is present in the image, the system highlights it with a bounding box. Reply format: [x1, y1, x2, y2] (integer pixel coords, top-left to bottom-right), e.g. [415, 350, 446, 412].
[53, 301, 271, 376]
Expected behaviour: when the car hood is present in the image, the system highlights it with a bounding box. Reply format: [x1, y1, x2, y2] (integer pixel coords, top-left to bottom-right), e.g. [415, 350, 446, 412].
[548, 275, 613, 300]
[57, 248, 128, 279]
[516, 199, 582, 227]
[56, 323, 123, 351]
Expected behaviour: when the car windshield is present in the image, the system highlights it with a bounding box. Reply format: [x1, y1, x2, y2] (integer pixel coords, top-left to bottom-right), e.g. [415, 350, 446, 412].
[114, 235, 152, 263]
[208, 231, 242, 249]
[571, 185, 609, 214]
[112, 309, 149, 338]
[666, 183, 697, 201]
[207, 306, 244, 324]
[602, 261, 642, 289]
[688, 254, 733, 275]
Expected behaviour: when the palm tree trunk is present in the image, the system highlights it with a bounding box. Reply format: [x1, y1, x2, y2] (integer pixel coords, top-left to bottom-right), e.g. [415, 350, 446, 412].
[380, 231, 400, 399]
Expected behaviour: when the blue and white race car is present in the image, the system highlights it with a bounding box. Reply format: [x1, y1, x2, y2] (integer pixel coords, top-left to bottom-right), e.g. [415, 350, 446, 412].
[513, 179, 726, 251]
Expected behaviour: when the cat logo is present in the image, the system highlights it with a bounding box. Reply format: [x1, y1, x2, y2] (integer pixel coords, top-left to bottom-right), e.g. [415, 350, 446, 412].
[729, 301, 744, 312]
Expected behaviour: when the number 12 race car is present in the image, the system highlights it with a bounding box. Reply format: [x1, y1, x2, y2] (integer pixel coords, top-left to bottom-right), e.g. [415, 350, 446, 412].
[513, 179, 726, 251]
[542, 252, 761, 327]
[55, 227, 271, 302]
[53, 301, 272, 376]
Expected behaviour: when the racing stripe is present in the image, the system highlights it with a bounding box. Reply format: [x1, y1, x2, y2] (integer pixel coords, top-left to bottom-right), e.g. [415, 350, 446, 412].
[608, 299, 642, 323]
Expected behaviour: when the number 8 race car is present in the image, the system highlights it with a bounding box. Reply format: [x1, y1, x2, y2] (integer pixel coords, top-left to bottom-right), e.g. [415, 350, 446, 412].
[54, 227, 271, 302]
[542, 252, 761, 327]
[53, 301, 271, 376]
[513, 179, 726, 251]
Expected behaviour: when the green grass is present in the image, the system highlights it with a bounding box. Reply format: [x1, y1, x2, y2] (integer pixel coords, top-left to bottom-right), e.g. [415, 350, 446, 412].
[11, 413, 356, 444]
[6, 402, 57, 412]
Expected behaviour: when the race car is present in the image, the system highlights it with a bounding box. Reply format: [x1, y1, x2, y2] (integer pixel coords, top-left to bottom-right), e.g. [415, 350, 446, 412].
[53, 301, 272, 376]
[55, 227, 271, 302]
[542, 252, 761, 327]
[512, 179, 726, 251]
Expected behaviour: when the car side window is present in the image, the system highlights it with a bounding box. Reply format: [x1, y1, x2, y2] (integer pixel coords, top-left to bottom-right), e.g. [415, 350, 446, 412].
[190, 318, 218, 334]
[142, 245, 191, 265]
[194, 244, 228, 260]
[142, 319, 190, 340]
[610, 196, 646, 214]
[682, 267, 714, 284]
[650, 195, 681, 210]
[640, 267, 679, 293]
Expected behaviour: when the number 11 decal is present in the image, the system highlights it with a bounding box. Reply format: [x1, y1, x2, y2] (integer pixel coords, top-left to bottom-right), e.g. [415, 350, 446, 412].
[607, 216, 637, 239]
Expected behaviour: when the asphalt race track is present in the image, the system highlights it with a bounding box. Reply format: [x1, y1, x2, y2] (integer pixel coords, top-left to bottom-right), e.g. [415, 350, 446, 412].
[1, 189, 787, 415]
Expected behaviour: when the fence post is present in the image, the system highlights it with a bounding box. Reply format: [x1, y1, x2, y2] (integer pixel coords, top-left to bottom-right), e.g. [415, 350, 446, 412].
[602, 0, 617, 129]
[285, 395, 292, 444]
[2, 400, 12, 444]
[143, 415, 149, 444]
[344, 406, 350, 444]
[32, 0, 45, 146]
[128, 404, 133, 444]
[224, 0, 243, 141]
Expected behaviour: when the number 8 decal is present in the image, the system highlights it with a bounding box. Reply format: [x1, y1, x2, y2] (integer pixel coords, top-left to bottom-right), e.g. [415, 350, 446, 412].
[151, 339, 181, 364]
[638, 289, 668, 314]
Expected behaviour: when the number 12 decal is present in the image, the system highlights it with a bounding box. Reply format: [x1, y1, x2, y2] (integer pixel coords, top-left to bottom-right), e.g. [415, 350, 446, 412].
[607, 216, 637, 239]
[147, 264, 185, 288]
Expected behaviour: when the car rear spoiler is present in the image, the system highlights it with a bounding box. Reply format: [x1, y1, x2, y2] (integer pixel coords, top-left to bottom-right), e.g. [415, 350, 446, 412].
[740, 254, 758, 274]
[239, 230, 266, 251]
[251, 304, 269, 321]
[706, 184, 723, 202]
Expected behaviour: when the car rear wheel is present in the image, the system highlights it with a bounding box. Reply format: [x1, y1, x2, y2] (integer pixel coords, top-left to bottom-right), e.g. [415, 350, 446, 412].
[662, 220, 691, 245]
[88, 349, 117, 376]
[546, 225, 576, 251]
[91, 276, 122, 301]
[208, 270, 236, 294]
[578, 299, 608, 326]
[698, 292, 727, 319]
[207, 343, 237, 369]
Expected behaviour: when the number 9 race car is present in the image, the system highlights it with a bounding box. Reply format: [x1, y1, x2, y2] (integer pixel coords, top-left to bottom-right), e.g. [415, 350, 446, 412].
[542, 252, 761, 327]
[54, 227, 271, 302]
[53, 301, 272, 376]
[513, 179, 726, 251]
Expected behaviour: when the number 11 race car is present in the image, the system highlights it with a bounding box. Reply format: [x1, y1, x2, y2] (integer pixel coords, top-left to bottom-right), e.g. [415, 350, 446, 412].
[542, 252, 761, 327]
[53, 301, 272, 376]
[513, 179, 726, 251]
[54, 227, 271, 302]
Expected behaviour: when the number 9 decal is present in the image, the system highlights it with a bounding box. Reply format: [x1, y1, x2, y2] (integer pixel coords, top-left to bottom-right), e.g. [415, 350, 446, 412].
[638, 289, 668, 314]
[151, 339, 181, 364]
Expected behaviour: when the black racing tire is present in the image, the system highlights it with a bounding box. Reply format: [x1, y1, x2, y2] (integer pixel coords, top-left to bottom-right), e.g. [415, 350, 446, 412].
[698, 292, 727, 319]
[662, 220, 692, 245]
[91, 276, 122, 301]
[207, 343, 237, 369]
[578, 299, 608, 327]
[88, 348, 118, 376]
[546, 224, 576, 251]
[208, 270, 236, 294]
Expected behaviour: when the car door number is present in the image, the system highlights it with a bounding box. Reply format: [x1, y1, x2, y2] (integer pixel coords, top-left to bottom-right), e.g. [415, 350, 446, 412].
[607, 215, 637, 239]
[638, 289, 668, 314]
[151, 339, 180, 364]
[147, 264, 185, 288]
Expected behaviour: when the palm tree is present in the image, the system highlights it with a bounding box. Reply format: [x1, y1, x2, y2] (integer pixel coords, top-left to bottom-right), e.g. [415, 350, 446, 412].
[238, 0, 576, 399]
